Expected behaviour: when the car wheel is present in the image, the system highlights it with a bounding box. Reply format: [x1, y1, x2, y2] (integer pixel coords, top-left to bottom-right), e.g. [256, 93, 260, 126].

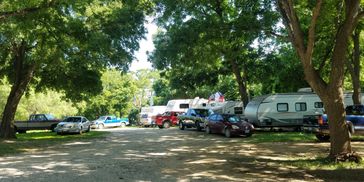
[97, 124, 104, 129]
[225, 128, 232, 138]
[179, 121, 185, 130]
[163, 121, 171, 129]
[121, 122, 126, 128]
[79, 127, 83, 134]
[245, 132, 253, 137]
[205, 126, 211, 134]
[196, 122, 202, 131]
[316, 134, 330, 141]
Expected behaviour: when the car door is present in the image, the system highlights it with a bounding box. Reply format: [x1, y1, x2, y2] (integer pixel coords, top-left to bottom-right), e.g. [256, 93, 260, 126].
[208, 114, 218, 133]
[215, 114, 225, 134]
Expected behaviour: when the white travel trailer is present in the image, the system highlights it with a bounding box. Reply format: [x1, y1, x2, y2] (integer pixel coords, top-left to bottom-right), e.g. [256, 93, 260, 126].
[244, 90, 364, 128]
[208, 101, 245, 115]
[140, 106, 167, 126]
[165, 98, 208, 112]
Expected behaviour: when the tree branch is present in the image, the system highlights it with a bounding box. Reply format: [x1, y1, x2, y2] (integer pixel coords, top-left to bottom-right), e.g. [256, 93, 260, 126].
[306, 0, 323, 57]
[0, 0, 56, 21]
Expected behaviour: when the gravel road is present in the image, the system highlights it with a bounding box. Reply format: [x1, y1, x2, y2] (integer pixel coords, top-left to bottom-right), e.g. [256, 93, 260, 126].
[0, 127, 363, 182]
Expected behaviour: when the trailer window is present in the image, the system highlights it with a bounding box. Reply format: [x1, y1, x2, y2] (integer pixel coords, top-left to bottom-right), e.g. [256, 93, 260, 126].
[234, 107, 244, 114]
[277, 103, 288, 112]
[295, 102, 307, 111]
[180, 104, 189, 109]
[314, 102, 323, 108]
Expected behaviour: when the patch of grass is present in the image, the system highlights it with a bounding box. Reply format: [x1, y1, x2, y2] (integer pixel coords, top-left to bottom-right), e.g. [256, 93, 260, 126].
[282, 157, 364, 170]
[246, 131, 317, 143]
[0, 131, 108, 156]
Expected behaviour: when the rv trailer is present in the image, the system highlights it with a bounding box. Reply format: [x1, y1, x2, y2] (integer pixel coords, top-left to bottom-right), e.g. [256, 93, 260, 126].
[244, 91, 363, 128]
[165, 98, 208, 113]
[208, 101, 244, 115]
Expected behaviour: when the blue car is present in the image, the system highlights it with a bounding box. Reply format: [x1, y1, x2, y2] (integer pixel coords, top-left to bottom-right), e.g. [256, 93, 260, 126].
[91, 116, 129, 129]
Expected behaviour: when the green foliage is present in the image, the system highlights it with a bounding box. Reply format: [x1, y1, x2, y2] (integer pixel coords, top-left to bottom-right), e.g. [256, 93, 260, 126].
[127, 108, 140, 125]
[150, 0, 308, 101]
[0, 0, 150, 101]
[0, 78, 78, 120]
[80, 69, 137, 120]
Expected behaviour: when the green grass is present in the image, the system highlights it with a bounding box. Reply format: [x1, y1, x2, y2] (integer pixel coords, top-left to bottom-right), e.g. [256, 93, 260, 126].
[0, 130, 108, 156]
[246, 131, 317, 143]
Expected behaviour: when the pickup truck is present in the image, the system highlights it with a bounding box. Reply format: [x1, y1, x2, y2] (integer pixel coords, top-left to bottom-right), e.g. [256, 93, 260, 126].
[91, 115, 129, 129]
[178, 108, 214, 131]
[155, 111, 184, 129]
[303, 105, 364, 141]
[14, 114, 61, 133]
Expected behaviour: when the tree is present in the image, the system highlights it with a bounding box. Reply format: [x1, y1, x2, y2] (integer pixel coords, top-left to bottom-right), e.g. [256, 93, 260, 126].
[150, 0, 279, 106]
[277, 0, 364, 159]
[81, 69, 137, 120]
[0, 0, 149, 139]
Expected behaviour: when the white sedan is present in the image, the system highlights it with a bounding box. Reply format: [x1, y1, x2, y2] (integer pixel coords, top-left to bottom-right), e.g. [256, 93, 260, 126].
[55, 116, 91, 134]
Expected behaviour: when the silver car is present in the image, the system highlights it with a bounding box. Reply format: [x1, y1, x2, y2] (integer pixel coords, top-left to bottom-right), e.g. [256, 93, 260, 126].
[55, 116, 91, 134]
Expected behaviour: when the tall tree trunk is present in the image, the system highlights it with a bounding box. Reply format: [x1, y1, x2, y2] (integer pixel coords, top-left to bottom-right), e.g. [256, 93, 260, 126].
[0, 41, 36, 139]
[348, 29, 362, 104]
[277, 0, 361, 159]
[229, 59, 249, 107]
[323, 88, 352, 156]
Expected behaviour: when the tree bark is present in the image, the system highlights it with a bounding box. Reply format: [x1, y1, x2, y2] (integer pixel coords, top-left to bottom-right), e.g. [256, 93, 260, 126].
[0, 41, 36, 139]
[229, 59, 249, 107]
[277, 0, 361, 158]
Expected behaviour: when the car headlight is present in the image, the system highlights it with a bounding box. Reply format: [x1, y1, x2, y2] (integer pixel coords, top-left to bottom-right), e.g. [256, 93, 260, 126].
[232, 125, 240, 129]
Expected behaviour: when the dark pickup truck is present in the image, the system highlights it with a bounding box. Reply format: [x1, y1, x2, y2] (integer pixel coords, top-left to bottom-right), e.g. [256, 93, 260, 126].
[14, 114, 61, 133]
[303, 105, 364, 141]
[177, 108, 214, 131]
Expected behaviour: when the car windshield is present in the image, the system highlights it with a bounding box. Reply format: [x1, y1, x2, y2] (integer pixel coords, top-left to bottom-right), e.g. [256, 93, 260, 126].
[64, 117, 81, 123]
[194, 109, 210, 117]
[45, 114, 55, 120]
[225, 115, 240, 123]
[98, 116, 107, 120]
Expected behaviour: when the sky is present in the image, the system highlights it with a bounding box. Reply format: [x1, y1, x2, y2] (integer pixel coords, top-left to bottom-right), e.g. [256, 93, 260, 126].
[129, 18, 158, 72]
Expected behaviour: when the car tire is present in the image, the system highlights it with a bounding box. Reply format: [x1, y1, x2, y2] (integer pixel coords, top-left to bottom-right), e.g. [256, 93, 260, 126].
[163, 121, 171, 129]
[97, 124, 104, 129]
[179, 121, 185, 130]
[121, 122, 126, 128]
[196, 122, 202, 131]
[79, 127, 83, 134]
[225, 128, 232, 138]
[205, 126, 211, 134]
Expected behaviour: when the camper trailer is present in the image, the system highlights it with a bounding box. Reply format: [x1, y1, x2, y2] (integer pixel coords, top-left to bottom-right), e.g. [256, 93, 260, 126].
[140, 106, 167, 126]
[244, 90, 363, 128]
[208, 101, 244, 115]
[165, 98, 208, 113]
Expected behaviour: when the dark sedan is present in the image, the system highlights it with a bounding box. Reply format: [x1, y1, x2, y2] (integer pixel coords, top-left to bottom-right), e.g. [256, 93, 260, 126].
[205, 114, 254, 138]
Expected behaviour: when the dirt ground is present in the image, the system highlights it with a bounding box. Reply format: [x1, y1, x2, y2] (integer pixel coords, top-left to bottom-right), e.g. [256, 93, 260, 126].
[0, 127, 363, 182]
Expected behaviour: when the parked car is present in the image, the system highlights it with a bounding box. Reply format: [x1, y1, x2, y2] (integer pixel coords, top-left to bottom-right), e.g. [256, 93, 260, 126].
[312, 105, 364, 141]
[178, 108, 214, 131]
[91, 115, 129, 129]
[55, 116, 91, 135]
[14, 114, 61, 133]
[205, 114, 254, 138]
[155, 111, 184, 129]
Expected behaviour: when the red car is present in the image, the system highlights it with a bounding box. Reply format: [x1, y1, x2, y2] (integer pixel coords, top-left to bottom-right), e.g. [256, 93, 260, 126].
[155, 111, 184, 129]
[205, 114, 254, 138]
